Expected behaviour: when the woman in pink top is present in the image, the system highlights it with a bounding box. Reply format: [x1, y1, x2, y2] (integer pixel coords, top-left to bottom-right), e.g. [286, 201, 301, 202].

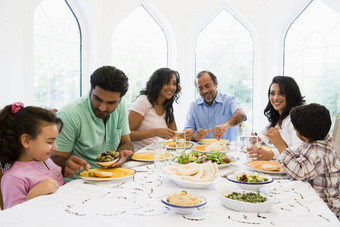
[0, 103, 65, 209]
[129, 68, 182, 151]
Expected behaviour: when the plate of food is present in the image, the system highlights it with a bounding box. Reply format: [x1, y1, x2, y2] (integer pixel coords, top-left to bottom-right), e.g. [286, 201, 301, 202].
[199, 138, 230, 144]
[161, 190, 207, 215]
[192, 143, 228, 153]
[79, 167, 136, 181]
[131, 152, 173, 162]
[161, 162, 219, 189]
[96, 150, 120, 167]
[216, 186, 275, 213]
[246, 160, 286, 174]
[164, 141, 193, 149]
[172, 151, 238, 168]
[226, 172, 273, 190]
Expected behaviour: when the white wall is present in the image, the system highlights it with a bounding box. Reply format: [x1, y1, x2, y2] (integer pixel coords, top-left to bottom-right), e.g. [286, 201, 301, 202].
[0, 0, 314, 131]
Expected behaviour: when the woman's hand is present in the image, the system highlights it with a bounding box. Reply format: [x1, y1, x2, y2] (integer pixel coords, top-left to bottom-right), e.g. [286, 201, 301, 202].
[156, 128, 175, 140]
[26, 177, 59, 201]
[247, 147, 274, 161]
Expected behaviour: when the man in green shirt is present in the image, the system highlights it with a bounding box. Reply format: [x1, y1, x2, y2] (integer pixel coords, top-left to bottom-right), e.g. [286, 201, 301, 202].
[52, 66, 133, 181]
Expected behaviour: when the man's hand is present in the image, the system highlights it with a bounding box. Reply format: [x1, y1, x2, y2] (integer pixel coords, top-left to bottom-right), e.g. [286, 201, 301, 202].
[196, 128, 212, 141]
[213, 123, 229, 140]
[183, 129, 194, 141]
[64, 155, 90, 178]
[108, 150, 133, 168]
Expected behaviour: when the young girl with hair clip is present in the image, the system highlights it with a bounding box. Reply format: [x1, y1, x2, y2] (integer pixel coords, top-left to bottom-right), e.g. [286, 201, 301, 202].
[0, 102, 65, 209]
[129, 68, 182, 151]
[249, 76, 306, 160]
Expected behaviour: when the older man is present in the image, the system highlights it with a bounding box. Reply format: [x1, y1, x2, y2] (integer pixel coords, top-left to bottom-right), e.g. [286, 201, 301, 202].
[52, 66, 133, 181]
[184, 71, 246, 142]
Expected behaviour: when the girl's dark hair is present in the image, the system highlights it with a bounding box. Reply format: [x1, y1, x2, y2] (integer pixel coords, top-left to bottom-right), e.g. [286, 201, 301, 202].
[140, 68, 181, 124]
[264, 76, 305, 128]
[0, 105, 63, 169]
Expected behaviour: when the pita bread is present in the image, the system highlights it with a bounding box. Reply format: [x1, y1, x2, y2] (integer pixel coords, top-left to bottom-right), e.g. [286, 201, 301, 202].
[262, 164, 280, 172]
[162, 162, 218, 182]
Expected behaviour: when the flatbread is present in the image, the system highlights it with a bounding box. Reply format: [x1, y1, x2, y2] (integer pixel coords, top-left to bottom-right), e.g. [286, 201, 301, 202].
[162, 162, 218, 182]
[262, 164, 280, 172]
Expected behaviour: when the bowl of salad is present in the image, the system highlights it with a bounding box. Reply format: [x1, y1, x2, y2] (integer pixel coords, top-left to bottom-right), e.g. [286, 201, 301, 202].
[226, 172, 273, 191]
[216, 186, 275, 213]
[172, 151, 239, 168]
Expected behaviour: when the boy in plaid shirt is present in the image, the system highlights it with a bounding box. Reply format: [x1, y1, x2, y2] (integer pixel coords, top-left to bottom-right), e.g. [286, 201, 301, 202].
[269, 103, 340, 218]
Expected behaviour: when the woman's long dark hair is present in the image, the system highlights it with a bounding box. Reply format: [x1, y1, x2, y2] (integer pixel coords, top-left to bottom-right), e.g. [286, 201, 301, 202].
[0, 105, 63, 171]
[264, 76, 305, 128]
[140, 68, 181, 124]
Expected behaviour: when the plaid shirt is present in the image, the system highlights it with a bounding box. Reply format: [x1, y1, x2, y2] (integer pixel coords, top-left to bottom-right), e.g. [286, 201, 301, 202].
[278, 135, 340, 217]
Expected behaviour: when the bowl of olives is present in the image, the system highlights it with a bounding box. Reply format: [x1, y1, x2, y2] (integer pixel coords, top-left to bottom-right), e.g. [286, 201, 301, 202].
[96, 150, 120, 167]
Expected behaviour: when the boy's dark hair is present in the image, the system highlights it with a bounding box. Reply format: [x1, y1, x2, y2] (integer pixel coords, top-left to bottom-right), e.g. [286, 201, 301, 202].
[90, 66, 129, 97]
[290, 103, 331, 141]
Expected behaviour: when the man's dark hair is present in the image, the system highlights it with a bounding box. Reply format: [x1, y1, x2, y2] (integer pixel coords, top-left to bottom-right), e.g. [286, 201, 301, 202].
[90, 66, 129, 97]
[195, 70, 218, 87]
[290, 103, 331, 141]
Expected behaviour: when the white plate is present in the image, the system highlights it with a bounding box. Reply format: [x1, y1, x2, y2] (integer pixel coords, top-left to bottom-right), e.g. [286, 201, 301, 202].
[226, 174, 273, 191]
[166, 174, 219, 189]
[161, 194, 207, 215]
[79, 168, 136, 181]
[216, 186, 275, 213]
[246, 161, 286, 175]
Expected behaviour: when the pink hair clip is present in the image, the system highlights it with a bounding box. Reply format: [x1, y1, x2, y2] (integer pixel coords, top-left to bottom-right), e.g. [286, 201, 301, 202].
[11, 102, 24, 114]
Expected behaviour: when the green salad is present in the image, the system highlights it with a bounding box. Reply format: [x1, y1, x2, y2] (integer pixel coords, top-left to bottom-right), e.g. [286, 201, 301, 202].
[225, 192, 267, 203]
[172, 151, 235, 165]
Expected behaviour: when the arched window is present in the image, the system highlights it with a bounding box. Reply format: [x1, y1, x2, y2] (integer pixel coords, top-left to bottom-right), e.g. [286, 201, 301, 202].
[196, 9, 254, 132]
[111, 5, 167, 106]
[34, 0, 81, 109]
[285, 0, 340, 130]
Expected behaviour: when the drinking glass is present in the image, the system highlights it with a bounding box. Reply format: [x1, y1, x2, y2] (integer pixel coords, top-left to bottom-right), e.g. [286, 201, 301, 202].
[243, 136, 260, 162]
[175, 131, 186, 155]
[154, 138, 168, 169]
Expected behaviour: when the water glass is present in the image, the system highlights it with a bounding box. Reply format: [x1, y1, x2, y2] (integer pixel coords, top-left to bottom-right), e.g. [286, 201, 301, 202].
[154, 138, 168, 169]
[175, 131, 186, 155]
[243, 136, 260, 162]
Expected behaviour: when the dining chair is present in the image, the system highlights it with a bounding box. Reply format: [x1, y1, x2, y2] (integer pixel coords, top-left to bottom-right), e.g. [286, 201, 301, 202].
[333, 113, 340, 158]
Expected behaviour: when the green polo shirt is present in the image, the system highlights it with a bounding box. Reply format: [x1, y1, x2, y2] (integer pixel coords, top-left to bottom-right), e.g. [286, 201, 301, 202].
[56, 92, 130, 181]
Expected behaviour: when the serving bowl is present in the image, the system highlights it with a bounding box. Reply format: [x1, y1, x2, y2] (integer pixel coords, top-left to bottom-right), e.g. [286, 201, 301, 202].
[161, 194, 207, 215]
[167, 174, 219, 189]
[226, 173, 273, 191]
[216, 186, 274, 213]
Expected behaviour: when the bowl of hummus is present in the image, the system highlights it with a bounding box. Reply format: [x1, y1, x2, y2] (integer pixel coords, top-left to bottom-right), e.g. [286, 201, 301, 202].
[161, 190, 207, 215]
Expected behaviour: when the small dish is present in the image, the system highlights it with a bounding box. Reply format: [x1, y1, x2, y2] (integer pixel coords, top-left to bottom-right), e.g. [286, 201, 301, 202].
[216, 186, 274, 213]
[97, 157, 119, 167]
[226, 173, 273, 191]
[161, 194, 207, 215]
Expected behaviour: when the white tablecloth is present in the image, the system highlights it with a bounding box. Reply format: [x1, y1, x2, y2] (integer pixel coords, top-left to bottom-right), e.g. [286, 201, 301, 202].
[0, 150, 339, 227]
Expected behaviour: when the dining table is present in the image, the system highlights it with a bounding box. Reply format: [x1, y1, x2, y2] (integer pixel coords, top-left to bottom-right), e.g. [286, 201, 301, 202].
[0, 143, 339, 227]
